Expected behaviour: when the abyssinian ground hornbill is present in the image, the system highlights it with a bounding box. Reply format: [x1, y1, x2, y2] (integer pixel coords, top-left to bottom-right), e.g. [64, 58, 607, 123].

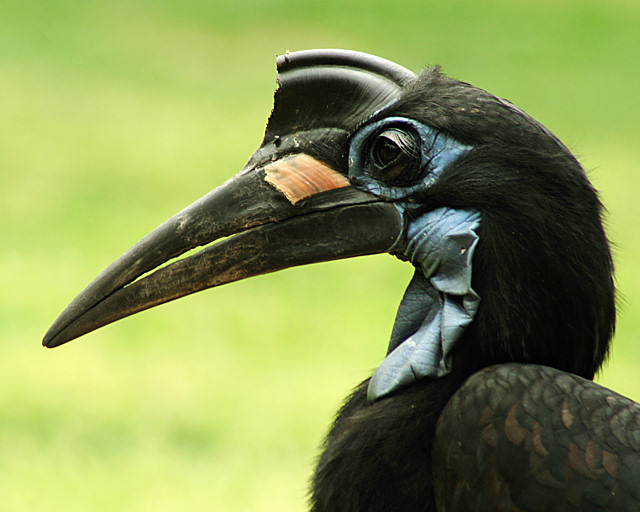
[44, 50, 640, 511]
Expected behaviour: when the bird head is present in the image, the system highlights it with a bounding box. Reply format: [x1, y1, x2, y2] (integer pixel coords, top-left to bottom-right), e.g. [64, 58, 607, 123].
[43, 50, 615, 400]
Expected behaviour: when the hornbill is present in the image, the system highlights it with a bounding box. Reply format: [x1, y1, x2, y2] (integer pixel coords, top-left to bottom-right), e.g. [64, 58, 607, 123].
[44, 50, 640, 511]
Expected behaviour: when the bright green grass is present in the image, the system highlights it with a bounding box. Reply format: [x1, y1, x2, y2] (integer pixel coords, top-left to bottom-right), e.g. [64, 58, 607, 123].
[1, 0, 639, 510]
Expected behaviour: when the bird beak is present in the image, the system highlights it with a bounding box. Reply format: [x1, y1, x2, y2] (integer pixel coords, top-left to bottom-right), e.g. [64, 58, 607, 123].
[43, 153, 403, 348]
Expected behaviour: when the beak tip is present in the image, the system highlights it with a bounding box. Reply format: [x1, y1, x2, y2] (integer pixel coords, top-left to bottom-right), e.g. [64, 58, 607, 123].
[42, 333, 56, 349]
[42, 327, 66, 349]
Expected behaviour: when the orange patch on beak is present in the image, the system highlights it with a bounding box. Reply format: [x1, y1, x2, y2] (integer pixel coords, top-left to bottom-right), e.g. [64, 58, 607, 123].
[264, 154, 350, 204]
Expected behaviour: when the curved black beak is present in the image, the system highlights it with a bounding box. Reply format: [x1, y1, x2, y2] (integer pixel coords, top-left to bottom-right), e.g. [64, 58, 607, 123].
[43, 154, 403, 348]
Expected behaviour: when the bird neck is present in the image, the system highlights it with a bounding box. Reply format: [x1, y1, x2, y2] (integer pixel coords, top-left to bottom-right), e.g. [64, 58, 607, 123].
[311, 347, 479, 512]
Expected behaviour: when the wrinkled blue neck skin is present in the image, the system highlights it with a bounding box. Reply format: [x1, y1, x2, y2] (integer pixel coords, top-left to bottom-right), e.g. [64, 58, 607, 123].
[368, 207, 480, 401]
[348, 117, 481, 402]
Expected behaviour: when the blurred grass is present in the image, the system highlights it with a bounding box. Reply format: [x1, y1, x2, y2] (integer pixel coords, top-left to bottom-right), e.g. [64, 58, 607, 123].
[1, 0, 639, 510]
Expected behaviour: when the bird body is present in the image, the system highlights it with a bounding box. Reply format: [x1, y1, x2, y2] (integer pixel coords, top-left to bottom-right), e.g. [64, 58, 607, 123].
[435, 364, 640, 512]
[44, 50, 640, 511]
[313, 367, 640, 512]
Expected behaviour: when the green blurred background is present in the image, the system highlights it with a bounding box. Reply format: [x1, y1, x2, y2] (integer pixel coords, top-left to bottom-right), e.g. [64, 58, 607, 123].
[2, 0, 639, 510]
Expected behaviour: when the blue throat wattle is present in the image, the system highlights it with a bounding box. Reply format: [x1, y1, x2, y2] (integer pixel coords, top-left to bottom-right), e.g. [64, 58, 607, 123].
[347, 116, 481, 401]
[367, 207, 481, 401]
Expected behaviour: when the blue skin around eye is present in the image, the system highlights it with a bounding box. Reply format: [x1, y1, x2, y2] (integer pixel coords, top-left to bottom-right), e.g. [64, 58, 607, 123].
[347, 117, 481, 401]
[348, 116, 472, 200]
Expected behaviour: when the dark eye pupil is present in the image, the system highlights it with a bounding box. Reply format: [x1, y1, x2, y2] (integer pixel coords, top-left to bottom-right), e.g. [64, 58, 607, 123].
[368, 127, 421, 185]
[374, 137, 401, 166]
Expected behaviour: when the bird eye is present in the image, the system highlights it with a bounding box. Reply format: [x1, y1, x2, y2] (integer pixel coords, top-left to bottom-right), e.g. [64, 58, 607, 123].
[368, 127, 421, 185]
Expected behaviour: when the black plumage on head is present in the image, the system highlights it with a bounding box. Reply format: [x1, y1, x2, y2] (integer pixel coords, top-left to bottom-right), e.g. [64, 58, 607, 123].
[383, 68, 615, 379]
